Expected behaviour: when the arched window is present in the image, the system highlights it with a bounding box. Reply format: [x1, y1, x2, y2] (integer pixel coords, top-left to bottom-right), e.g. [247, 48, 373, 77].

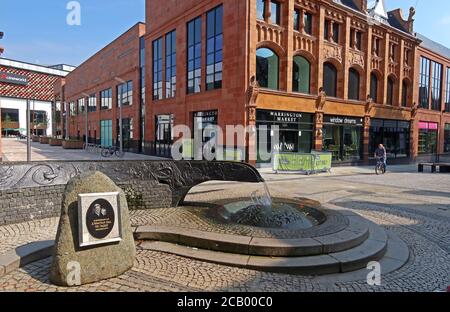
[348, 68, 360, 100]
[402, 80, 408, 107]
[256, 48, 279, 90]
[323, 62, 337, 97]
[370, 73, 378, 103]
[293, 55, 311, 94]
[387, 77, 395, 105]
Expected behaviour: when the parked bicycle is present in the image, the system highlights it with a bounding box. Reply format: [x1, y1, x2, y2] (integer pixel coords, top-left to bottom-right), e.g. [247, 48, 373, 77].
[101, 146, 124, 158]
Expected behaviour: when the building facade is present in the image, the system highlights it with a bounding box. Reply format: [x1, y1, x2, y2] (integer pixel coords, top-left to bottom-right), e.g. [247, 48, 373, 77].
[413, 34, 450, 160]
[143, 0, 423, 165]
[54, 23, 146, 153]
[59, 0, 450, 165]
[0, 58, 73, 160]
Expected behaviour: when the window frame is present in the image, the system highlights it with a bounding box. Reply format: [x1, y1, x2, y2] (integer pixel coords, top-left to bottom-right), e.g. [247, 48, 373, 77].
[165, 30, 177, 99]
[187, 16, 202, 94]
[206, 5, 223, 91]
[152, 37, 163, 100]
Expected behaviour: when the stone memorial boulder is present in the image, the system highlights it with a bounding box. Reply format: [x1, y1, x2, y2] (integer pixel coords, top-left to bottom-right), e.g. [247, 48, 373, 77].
[50, 171, 135, 286]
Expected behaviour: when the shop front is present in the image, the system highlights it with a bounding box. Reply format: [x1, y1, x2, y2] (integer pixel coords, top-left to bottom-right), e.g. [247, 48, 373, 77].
[418, 121, 438, 155]
[256, 109, 313, 164]
[369, 119, 410, 159]
[322, 115, 363, 162]
[444, 123, 450, 153]
[193, 110, 218, 159]
[155, 114, 174, 157]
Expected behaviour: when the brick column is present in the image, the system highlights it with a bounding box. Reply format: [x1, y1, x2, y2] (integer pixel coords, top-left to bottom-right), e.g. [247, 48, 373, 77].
[343, 16, 351, 100]
[363, 115, 371, 163]
[317, 6, 326, 90]
[314, 111, 324, 151]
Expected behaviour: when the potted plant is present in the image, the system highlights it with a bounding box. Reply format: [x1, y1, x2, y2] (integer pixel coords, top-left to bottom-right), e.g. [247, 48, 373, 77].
[39, 136, 50, 144]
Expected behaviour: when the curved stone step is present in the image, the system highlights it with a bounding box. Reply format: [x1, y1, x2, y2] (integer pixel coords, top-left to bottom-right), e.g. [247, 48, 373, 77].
[138, 220, 388, 275]
[134, 212, 370, 257]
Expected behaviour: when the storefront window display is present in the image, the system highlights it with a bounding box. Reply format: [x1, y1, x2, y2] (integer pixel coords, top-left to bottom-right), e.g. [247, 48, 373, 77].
[418, 122, 438, 154]
[322, 116, 363, 162]
[444, 124, 450, 153]
[369, 119, 410, 159]
[256, 109, 313, 163]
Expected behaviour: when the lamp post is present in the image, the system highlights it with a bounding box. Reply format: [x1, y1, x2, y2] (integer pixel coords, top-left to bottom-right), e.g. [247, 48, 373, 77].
[114, 77, 125, 155]
[82, 92, 90, 148]
[26, 99, 31, 162]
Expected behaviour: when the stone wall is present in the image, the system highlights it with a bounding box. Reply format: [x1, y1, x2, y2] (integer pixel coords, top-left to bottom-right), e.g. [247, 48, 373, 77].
[0, 181, 172, 225]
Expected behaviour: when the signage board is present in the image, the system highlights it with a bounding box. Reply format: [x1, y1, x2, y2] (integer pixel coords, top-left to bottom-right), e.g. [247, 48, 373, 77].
[324, 115, 364, 126]
[0, 71, 28, 86]
[78, 192, 122, 247]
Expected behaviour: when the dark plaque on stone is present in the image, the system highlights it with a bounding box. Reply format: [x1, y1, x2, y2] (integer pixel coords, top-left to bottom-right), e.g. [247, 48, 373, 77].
[78, 192, 121, 247]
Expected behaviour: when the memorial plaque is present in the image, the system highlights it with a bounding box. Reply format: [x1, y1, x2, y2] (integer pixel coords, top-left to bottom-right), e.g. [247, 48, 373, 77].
[78, 192, 122, 247]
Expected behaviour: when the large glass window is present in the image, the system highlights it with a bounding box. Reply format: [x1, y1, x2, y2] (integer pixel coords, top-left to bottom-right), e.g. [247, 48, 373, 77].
[155, 114, 174, 157]
[117, 118, 133, 150]
[77, 98, 85, 113]
[118, 80, 133, 106]
[419, 57, 431, 108]
[256, 48, 279, 90]
[152, 37, 163, 100]
[369, 119, 410, 159]
[206, 5, 223, 91]
[431, 61, 443, 111]
[292, 56, 310, 94]
[348, 68, 360, 100]
[323, 62, 337, 97]
[100, 89, 112, 110]
[165, 30, 176, 98]
[256, 0, 265, 20]
[445, 124, 450, 153]
[446, 68, 450, 112]
[256, 110, 313, 163]
[100, 120, 113, 147]
[322, 117, 363, 162]
[418, 122, 438, 154]
[88, 94, 96, 112]
[270, 1, 280, 25]
[370, 73, 378, 103]
[387, 77, 394, 105]
[187, 17, 202, 94]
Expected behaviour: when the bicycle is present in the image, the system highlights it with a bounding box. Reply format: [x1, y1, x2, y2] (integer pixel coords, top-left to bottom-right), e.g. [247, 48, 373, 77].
[101, 146, 125, 158]
[375, 157, 386, 175]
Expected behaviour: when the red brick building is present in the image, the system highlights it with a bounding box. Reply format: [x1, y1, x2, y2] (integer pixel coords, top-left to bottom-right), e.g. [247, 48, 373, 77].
[412, 34, 450, 161]
[60, 0, 450, 165]
[54, 23, 146, 152]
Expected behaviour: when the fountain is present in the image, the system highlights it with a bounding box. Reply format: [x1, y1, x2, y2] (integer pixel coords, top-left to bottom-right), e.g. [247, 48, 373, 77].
[0, 160, 408, 278]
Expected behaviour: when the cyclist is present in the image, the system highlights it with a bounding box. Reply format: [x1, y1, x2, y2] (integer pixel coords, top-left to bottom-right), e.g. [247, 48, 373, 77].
[374, 144, 387, 173]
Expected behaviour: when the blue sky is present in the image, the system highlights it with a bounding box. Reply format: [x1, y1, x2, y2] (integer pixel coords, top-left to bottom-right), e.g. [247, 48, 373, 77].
[0, 0, 449, 66]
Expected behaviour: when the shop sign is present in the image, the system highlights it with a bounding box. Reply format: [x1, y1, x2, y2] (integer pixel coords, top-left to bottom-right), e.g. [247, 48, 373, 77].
[324, 116, 363, 126]
[0, 71, 28, 86]
[194, 110, 218, 124]
[256, 109, 311, 123]
[419, 122, 438, 130]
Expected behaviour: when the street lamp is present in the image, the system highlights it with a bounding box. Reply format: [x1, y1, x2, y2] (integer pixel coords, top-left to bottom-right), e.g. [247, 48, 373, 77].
[114, 77, 125, 155]
[81, 92, 90, 148]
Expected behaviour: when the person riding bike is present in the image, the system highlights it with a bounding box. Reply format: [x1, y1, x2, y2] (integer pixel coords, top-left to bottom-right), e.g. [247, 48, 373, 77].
[374, 144, 387, 172]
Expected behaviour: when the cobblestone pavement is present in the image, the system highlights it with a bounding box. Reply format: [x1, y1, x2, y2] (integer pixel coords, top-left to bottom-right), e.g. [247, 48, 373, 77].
[0, 166, 449, 291]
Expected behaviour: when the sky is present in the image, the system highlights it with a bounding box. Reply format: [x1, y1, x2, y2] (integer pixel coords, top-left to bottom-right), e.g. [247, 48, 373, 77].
[0, 0, 449, 67]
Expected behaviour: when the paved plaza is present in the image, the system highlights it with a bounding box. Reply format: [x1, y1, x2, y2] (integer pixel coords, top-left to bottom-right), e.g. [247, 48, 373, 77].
[0, 162, 448, 292]
[0, 138, 162, 162]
